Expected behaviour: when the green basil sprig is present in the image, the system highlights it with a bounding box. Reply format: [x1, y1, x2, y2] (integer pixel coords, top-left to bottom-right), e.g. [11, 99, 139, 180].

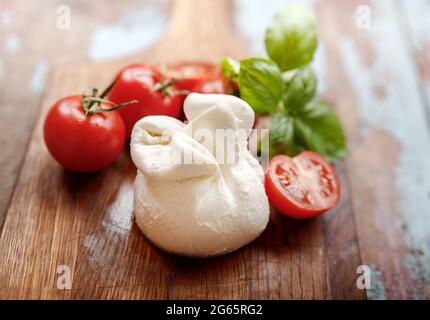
[220, 4, 346, 163]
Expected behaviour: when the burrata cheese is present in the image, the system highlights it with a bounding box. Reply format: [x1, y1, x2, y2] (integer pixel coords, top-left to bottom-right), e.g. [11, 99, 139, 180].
[130, 93, 270, 257]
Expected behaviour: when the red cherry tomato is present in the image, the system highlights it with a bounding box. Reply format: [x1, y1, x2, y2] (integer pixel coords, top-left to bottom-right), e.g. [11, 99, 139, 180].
[265, 151, 341, 219]
[193, 76, 236, 94]
[43, 96, 126, 173]
[165, 62, 234, 94]
[107, 64, 183, 137]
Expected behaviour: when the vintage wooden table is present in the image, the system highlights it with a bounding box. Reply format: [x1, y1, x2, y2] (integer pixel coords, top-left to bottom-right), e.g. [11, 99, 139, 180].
[0, 0, 429, 300]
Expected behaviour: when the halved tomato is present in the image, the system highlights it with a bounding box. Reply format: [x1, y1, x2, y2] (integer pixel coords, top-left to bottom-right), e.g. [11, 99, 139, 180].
[265, 151, 341, 219]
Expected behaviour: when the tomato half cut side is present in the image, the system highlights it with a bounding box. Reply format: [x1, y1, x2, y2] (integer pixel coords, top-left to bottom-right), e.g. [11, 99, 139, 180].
[264, 151, 341, 219]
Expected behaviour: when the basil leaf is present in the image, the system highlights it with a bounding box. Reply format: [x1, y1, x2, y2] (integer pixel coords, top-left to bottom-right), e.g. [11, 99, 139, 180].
[265, 4, 318, 71]
[293, 100, 346, 162]
[220, 57, 240, 80]
[238, 58, 284, 114]
[269, 112, 301, 157]
[269, 101, 346, 162]
[284, 66, 317, 112]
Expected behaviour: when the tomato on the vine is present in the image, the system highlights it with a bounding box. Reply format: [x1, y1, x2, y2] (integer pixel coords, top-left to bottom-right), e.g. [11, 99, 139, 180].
[166, 62, 235, 94]
[43, 94, 127, 173]
[265, 151, 341, 219]
[107, 64, 183, 137]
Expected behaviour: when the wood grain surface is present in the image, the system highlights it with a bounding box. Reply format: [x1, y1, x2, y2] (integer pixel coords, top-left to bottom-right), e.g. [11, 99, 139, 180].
[0, 0, 429, 300]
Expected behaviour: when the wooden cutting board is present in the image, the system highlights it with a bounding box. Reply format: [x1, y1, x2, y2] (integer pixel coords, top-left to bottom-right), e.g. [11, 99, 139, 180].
[0, 0, 366, 299]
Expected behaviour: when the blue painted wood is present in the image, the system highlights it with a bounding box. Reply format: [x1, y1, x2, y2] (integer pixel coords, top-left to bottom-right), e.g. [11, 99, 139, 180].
[234, 0, 430, 299]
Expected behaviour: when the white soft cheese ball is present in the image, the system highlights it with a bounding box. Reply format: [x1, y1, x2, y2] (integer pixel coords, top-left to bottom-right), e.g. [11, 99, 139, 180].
[131, 93, 270, 257]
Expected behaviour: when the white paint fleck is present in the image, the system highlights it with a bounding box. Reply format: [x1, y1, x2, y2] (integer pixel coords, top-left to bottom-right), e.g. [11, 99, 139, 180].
[400, 0, 430, 132]
[234, 0, 282, 55]
[88, 4, 168, 62]
[313, 42, 327, 94]
[84, 182, 134, 270]
[0, 10, 13, 29]
[401, 0, 430, 46]
[367, 264, 386, 300]
[29, 61, 49, 95]
[5, 33, 20, 53]
[102, 182, 134, 235]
